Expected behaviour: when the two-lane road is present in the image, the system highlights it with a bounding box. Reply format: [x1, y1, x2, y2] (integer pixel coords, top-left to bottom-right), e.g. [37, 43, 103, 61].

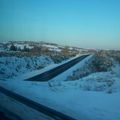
[25, 54, 89, 81]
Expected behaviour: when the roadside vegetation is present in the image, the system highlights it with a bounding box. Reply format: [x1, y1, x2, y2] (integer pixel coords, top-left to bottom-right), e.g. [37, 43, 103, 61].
[0, 41, 82, 80]
[67, 50, 120, 81]
[62, 50, 120, 93]
[0, 42, 80, 63]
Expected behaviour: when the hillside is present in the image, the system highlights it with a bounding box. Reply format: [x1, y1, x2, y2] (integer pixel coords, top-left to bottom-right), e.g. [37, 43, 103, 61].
[0, 41, 94, 80]
[50, 50, 120, 93]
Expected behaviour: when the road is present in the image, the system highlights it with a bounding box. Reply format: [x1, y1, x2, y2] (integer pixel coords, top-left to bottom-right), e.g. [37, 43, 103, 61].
[0, 86, 77, 120]
[0, 54, 89, 120]
[0, 105, 22, 120]
[25, 54, 89, 81]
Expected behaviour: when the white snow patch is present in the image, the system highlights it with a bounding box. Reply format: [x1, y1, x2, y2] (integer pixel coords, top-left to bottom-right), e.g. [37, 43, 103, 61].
[0, 56, 53, 80]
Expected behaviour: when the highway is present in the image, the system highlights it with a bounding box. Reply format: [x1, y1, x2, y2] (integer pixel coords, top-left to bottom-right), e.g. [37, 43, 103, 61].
[25, 54, 89, 81]
[0, 105, 22, 120]
[0, 86, 76, 120]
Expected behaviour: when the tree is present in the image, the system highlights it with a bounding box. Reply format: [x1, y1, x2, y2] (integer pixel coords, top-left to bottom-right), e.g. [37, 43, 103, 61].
[61, 46, 70, 56]
[10, 44, 17, 51]
[92, 50, 113, 72]
[23, 45, 29, 52]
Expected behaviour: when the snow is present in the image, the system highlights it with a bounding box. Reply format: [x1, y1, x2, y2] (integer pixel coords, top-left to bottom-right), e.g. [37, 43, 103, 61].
[0, 55, 54, 80]
[0, 80, 120, 120]
[49, 55, 93, 82]
[42, 44, 62, 52]
[16, 44, 33, 49]
[16, 53, 87, 80]
[8, 43, 34, 50]
[0, 54, 120, 120]
[42, 44, 59, 49]
[19, 64, 58, 80]
[0, 45, 85, 80]
[112, 64, 120, 77]
[52, 72, 120, 93]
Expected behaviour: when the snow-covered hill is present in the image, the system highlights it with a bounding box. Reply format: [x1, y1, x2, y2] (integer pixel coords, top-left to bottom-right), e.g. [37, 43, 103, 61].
[0, 41, 94, 54]
[0, 41, 94, 81]
[50, 50, 120, 93]
[0, 56, 54, 80]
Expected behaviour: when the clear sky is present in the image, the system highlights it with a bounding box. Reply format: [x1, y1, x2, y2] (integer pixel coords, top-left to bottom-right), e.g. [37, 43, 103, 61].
[0, 0, 120, 49]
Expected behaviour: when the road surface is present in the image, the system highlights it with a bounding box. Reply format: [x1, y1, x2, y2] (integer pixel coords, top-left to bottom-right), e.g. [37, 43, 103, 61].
[25, 54, 89, 81]
[0, 86, 77, 120]
[0, 105, 22, 120]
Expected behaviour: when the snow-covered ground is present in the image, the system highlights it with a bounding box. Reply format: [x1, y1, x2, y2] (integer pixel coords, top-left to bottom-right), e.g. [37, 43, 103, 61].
[19, 53, 85, 80]
[13, 43, 34, 49]
[42, 44, 61, 52]
[0, 79, 120, 120]
[0, 55, 54, 80]
[0, 54, 120, 120]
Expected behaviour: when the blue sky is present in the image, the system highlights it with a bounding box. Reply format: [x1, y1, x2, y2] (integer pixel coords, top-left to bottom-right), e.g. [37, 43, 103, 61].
[0, 0, 120, 49]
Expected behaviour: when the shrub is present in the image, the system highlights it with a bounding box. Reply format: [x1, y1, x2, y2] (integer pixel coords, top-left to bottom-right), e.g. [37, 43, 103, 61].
[67, 50, 117, 81]
[91, 50, 113, 72]
[10, 44, 17, 51]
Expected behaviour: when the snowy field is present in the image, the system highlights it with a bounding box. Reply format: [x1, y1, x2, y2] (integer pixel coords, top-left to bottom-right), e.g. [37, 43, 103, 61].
[0, 53, 120, 120]
[0, 81, 120, 120]
[0, 55, 54, 80]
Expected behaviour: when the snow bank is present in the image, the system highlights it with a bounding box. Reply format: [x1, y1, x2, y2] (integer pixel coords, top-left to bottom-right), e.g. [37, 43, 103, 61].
[0, 56, 53, 80]
[52, 72, 120, 93]
[0, 79, 120, 120]
[49, 55, 93, 82]
[50, 51, 120, 93]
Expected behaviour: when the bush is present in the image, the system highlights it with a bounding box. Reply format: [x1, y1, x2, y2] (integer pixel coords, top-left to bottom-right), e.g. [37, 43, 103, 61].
[10, 44, 17, 51]
[92, 50, 113, 72]
[67, 50, 117, 81]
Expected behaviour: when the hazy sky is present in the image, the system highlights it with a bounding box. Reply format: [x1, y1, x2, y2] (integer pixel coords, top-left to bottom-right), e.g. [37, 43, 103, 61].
[0, 0, 120, 49]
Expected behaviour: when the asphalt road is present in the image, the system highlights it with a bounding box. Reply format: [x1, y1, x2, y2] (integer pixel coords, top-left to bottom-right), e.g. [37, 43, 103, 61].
[0, 106, 22, 120]
[0, 86, 76, 120]
[25, 54, 89, 81]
